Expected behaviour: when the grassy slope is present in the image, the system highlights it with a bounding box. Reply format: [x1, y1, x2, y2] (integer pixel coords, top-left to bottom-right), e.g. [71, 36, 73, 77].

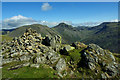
[52, 23, 93, 44]
[8, 24, 57, 37]
[0, 35, 13, 50]
[2, 61, 58, 78]
[1, 35, 13, 41]
[82, 22, 119, 53]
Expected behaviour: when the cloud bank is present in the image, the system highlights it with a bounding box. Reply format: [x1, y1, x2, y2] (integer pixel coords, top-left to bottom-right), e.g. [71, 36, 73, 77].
[2, 15, 73, 29]
[1, 15, 118, 29]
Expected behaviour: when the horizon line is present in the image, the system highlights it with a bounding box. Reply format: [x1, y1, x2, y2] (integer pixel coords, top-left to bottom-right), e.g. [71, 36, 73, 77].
[1, 21, 119, 30]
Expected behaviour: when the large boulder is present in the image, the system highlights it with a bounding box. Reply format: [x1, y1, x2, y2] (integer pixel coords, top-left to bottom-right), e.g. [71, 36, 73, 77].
[87, 44, 104, 55]
[44, 50, 60, 64]
[55, 58, 66, 73]
[42, 35, 61, 51]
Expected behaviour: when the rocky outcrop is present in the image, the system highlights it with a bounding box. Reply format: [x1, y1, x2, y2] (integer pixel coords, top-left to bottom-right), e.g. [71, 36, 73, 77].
[82, 44, 119, 78]
[1, 28, 66, 77]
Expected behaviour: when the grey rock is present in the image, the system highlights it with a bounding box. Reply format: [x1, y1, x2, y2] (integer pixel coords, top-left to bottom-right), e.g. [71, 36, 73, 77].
[101, 73, 107, 78]
[105, 63, 118, 77]
[45, 50, 60, 64]
[42, 35, 61, 50]
[43, 36, 54, 46]
[88, 57, 95, 63]
[38, 45, 49, 53]
[19, 55, 30, 61]
[70, 70, 74, 75]
[54, 35, 61, 43]
[34, 56, 46, 64]
[101, 61, 106, 67]
[55, 58, 66, 72]
[27, 46, 32, 50]
[54, 43, 61, 52]
[72, 42, 87, 49]
[88, 62, 96, 70]
[10, 52, 19, 57]
[94, 56, 98, 63]
[23, 63, 30, 67]
[63, 45, 74, 52]
[109, 54, 116, 61]
[58, 72, 63, 78]
[30, 64, 40, 68]
[2, 58, 13, 64]
[88, 44, 104, 55]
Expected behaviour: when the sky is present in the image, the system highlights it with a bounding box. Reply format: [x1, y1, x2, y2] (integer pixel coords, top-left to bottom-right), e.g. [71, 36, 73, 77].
[1, 2, 119, 29]
[2, 0, 120, 2]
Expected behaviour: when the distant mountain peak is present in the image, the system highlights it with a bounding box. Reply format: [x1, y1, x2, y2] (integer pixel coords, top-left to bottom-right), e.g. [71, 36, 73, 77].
[55, 23, 73, 28]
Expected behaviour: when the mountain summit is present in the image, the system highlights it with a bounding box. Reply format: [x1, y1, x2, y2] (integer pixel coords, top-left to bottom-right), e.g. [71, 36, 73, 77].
[55, 23, 73, 28]
[1, 28, 120, 78]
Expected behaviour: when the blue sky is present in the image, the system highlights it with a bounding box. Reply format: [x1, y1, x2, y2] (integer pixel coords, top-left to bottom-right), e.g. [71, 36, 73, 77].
[2, 2, 118, 29]
[2, 0, 120, 2]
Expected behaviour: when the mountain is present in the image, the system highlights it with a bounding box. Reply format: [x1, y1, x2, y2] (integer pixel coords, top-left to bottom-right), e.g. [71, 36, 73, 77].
[53, 22, 119, 53]
[82, 22, 119, 53]
[7, 24, 58, 37]
[2, 22, 119, 53]
[53, 23, 93, 44]
[1, 29, 15, 35]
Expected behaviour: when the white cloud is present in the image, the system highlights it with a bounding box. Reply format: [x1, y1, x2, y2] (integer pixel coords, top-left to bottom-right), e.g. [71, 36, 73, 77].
[73, 19, 119, 27]
[40, 21, 73, 27]
[73, 22, 102, 27]
[39, 20, 58, 27]
[110, 19, 118, 22]
[2, 15, 38, 29]
[1, 15, 119, 29]
[41, 3, 52, 11]
[1, 15, 59, 29]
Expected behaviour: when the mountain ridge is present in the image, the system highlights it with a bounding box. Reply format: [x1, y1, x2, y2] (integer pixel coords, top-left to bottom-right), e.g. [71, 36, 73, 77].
[1, 22, 119, 53]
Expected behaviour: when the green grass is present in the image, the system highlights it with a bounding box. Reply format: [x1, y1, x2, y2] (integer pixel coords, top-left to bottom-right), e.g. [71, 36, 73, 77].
[0, 35, 12, 50]
[1, 35, 13, 42]
[68, 49, 83, 63]
[2, 61, 58, 78]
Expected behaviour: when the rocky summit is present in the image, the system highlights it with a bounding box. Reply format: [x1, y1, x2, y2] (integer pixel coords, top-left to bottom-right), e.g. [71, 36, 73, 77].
[1, 28, 120, 78]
